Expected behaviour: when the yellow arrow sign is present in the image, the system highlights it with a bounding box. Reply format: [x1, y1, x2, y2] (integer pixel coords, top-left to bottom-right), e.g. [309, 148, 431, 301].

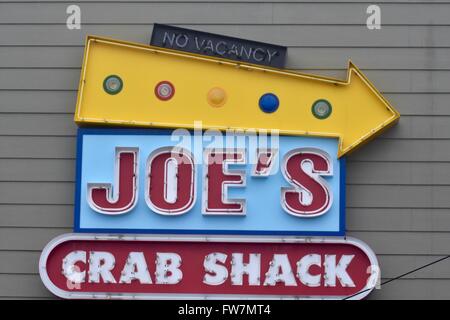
[74, 36, 400, 157]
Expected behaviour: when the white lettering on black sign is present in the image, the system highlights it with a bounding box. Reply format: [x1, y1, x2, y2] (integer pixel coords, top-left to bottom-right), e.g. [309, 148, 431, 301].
[151, 24, 287, 68]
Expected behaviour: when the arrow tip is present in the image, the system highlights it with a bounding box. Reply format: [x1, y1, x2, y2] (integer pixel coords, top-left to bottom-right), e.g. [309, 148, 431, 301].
[338, 60, 400, 157]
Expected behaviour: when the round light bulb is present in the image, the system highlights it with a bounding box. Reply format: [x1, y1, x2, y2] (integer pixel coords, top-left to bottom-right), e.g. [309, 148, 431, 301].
[103, 75, 123, 95]
[259, 93, 279, 113]
[207, 87, 227, 107]
[312, 99, 332, 119]
[155, 81, 175, 101]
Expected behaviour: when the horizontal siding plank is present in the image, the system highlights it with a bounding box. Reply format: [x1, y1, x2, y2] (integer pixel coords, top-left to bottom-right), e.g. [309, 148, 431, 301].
[0, 274, 53, 298]
[0, 114, 77, 136]
[0, 3, 274, 24]
[0, 136, 75, 159]
[0, 91, 77, 113]
[350, 139, 450, 162]
[1, 228, 450, 254]
[0, 159, 75, 181]
[347, 162, 450, 185]
[347, 208, 450, 232]
[4, 136, 450, 162]
[2, 205, 450, 232]
[0, 205, 73, 228]
[384, 94, 450, 116]
[347, 185, 450, 208]
[3, 159, 450, 186]
[1, 92, 449, 116]
[0, 47, 84, 69]
[369, 279, 450, 299]
[2, 69, 450, 93]
[1, 114, 449, 140]
[378, 255, 450, 279]
[0, 69, 80, 91]
[0, 228, 69, 251]
[273, 3, 450, 25]
[4, 47, 450, 70]
[1, 3, 450, 25]
[348, 231, 450, 255]
[0, 182, 74, 204]
[0, 251, 41, 274]
[1, 25, 450, 47]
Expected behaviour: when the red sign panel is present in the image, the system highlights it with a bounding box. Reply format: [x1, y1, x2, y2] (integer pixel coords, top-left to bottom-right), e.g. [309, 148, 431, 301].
[40, 234, 379, 299]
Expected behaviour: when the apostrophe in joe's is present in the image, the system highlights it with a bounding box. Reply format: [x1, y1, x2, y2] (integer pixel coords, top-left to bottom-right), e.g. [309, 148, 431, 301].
[39, 234, 379, 300]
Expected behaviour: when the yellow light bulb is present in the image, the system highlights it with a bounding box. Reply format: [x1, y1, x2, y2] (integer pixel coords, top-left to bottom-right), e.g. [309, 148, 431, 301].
[207, 87, 227, 108]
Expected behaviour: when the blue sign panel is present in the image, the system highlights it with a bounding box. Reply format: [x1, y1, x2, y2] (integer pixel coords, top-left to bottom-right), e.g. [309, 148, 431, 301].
[74, 128, 345, 235]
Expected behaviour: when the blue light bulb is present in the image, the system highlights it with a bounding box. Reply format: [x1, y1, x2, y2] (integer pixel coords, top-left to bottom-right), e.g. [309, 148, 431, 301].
[259, 93, 279, 113]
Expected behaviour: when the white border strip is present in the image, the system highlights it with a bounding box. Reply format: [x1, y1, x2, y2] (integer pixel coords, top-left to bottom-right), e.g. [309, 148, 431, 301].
[39, 233, 379, 300]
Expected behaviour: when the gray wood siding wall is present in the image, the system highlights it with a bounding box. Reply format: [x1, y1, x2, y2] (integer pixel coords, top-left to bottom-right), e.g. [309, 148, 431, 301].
[1, 0, 449, 299]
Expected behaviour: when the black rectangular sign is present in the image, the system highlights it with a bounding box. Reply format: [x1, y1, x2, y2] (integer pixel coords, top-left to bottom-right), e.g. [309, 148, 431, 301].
[151, 24, 287, 68]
